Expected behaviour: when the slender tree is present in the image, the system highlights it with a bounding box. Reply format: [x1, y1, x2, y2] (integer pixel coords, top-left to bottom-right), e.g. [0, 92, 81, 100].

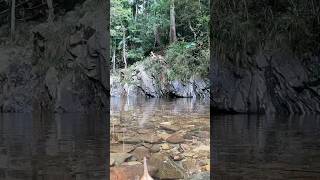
[154, 25, 161, 47]
[135, 1, 138, 21]
[10, 0, 15, 41]
[122, 26, 127, 69]
[46, 0, 54, 23]
[112, 49, 116, 72]
[169, 0, 177, 43]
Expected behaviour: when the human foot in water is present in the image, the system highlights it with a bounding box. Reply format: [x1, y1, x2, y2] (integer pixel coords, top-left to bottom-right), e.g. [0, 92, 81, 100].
[140, 157, 154, 180]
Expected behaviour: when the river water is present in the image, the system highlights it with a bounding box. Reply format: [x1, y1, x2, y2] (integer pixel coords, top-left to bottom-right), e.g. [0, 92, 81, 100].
[110, 97, 210, 179]
[213, 114, 320, 179]
[1, 99, 319, 180]
[0, 112, 107, 180]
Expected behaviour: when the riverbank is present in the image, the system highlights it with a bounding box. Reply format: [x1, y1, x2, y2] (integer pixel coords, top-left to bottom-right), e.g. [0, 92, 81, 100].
[111, 59, 210, 99]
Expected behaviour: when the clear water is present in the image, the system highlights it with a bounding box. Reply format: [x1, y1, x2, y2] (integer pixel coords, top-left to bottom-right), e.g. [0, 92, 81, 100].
[110, 97, 210, 178]
[0, 113, 107, 180]
[110, 97, 210, 132]
[213, 114, 320, 179]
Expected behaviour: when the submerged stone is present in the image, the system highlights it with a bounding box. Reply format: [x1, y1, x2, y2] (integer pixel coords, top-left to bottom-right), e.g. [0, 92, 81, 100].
[149, 153, 186, 179]
[166, 134, 185, 144]
[189, 172, 210, 180]
[110, 153, 132, 165]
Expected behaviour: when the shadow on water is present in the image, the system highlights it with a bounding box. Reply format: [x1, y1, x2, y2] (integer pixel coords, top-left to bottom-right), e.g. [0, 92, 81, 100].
[0, 112, 107, 180]
[212, 114, 320, 180]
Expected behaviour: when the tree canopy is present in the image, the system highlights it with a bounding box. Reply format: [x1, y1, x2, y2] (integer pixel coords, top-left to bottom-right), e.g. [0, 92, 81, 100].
[111, 0, 209, 80]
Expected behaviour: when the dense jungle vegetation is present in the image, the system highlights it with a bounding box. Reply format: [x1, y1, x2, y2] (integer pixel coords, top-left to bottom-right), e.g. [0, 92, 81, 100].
[211, 0, 320, 64]
[111, 0, 210, 82]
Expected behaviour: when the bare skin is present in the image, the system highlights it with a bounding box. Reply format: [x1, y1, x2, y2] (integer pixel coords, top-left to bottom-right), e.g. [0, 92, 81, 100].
[140, 157, 154, 180]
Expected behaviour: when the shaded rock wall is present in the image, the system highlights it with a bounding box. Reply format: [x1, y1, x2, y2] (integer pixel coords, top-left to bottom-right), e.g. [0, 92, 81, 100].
[211, 50, 320, 114]
[0, 0, 108, 113]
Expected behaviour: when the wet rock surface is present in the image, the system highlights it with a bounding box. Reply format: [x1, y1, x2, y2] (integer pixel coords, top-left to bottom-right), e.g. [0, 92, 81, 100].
[110, 97, 210, 180]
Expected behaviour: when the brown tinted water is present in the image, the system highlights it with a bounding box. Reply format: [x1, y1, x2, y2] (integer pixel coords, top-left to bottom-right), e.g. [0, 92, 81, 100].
[213, 114, 320, 180]
[0, 113, 107, 180]
[110, 97, 210, 179]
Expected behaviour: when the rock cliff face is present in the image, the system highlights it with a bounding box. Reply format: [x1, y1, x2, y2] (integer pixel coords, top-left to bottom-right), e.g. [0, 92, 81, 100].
[0, 0, 108, 113]
[110, 64, 210, 99]
[211, 51, 320, 114]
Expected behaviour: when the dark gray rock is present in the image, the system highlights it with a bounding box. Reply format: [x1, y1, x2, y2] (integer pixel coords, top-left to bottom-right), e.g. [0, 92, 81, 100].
[0, 0, 108, 113]
[110, 64, 210, 99]
[211, 50, 320, 114]
[136, 64, 161, 97]
[169, 80, 194, 97]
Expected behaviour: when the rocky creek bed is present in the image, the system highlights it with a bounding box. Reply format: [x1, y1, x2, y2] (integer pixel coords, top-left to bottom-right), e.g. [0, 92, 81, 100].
[110, 98, 210, 180]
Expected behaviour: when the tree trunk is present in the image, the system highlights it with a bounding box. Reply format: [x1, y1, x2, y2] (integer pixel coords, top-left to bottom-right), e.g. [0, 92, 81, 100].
[169, 0, 177, 43]
[112, 49, 116, 72]
[10, 0, 15, 41]
[135, 2, 138, 21]
[154, 25, 161, 47]
[122, 27, 127, 69]
[143, 0, 146, 14]
[188, 20, 197, 41]
[145, 0, 149, 17]
[46, 0, 54, 23]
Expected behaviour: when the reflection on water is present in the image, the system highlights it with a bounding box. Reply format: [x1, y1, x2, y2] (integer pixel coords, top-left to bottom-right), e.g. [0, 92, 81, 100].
[213, 115, 320, 179]
[111, 97, 209, 115]
[111, 97, 210, 130]
[0, 112, 107, 180]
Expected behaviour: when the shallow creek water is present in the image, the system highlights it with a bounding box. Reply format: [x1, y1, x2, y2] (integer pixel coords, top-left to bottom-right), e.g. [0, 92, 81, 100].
[110, 97, 210, 179]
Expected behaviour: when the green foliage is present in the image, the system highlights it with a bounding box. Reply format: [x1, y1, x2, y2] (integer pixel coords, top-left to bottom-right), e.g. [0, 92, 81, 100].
[142, 40, 209, 85]
[175, 0, 209, 42]
[120, 66, 137, 85]
[111, 0, 209, 81]
[165, 41, 209, 81]
[212, 0, 320, 63]
[127, 47, 144, 61]
[143, 56, 165, 86]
